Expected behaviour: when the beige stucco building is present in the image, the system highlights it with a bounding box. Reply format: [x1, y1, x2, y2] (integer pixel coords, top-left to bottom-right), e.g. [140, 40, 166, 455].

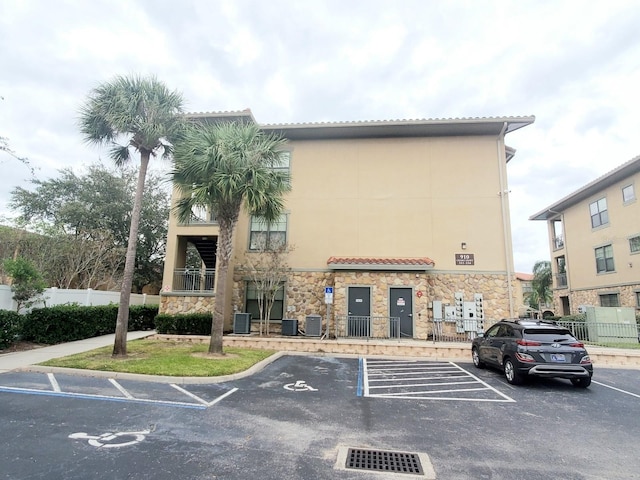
[160, 111, 535, 339]
[530, 155, 640, 315]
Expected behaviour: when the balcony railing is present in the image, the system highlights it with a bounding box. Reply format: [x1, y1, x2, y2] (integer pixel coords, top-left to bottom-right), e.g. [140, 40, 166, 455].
[557, 321, 640, 346]
[555, 272, 567, 288]
[553, 235, 564, 250]
[172, 268, 215, 292]
[178, 208, 218, 225]
[334, 315, 400, 339]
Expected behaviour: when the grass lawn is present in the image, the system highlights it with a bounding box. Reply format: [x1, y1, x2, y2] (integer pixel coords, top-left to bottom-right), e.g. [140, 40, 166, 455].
[39, 339, 276, 377]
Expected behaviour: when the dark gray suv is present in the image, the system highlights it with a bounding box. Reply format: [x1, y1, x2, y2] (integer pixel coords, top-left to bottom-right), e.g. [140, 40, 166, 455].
[471, 319, 593, 387]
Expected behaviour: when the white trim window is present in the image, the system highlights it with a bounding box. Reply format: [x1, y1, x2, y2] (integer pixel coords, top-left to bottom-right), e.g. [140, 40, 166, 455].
[622, 184, 636, 204]
[629, 235, 640, 254]
[595, 244, 615, 273]
[249, 214, 287, 250]
[589, 197, 609, 228]
[599, 293, 619, 307]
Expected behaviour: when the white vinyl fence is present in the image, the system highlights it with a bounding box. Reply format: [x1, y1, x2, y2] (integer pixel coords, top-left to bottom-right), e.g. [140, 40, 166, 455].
[0, 285, 159, 313]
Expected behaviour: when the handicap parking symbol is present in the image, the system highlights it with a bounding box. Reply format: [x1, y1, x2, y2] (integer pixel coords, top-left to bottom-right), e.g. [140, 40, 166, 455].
[284, 380, 318, 392]
[69, 429, 151, 448]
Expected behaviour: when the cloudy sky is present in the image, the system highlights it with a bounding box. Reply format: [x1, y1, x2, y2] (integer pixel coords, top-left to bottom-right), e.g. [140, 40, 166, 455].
[1, 0, 639, 273]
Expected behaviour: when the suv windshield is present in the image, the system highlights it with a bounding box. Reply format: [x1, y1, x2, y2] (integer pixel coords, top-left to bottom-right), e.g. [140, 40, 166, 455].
[523, 329, 575, 343]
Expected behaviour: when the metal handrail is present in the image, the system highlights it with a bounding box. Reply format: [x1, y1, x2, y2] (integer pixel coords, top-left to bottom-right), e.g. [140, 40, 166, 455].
[335, 315, 401, 339]
[172, 268, 215, 292]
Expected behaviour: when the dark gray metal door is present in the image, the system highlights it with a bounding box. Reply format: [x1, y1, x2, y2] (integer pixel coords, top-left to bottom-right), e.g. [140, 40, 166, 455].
[348, 287, 371, 337]
[390, 288, 413, 338]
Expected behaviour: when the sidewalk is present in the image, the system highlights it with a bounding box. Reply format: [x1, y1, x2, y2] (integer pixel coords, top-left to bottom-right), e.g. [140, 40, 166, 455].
[0, 331, 155, 374]
[2, 331, 639, 376]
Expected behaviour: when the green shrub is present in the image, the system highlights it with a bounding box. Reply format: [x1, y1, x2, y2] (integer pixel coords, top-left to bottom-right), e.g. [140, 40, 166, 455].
[0, 309, 21, 349]
[154, 313, 212, 335]
[129, 305, 158, 331]
[19, 304, 159, 344]
[557, 314, 586, 323]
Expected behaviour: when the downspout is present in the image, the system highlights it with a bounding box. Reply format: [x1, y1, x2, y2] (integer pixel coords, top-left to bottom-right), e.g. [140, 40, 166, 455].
[497, 122, 515, 317]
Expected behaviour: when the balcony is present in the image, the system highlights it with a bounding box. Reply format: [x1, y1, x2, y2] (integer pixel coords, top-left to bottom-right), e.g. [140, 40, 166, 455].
[553, 235, 564, 250]
[179, 207, 218, 225]
[172, 268, 215, 293]
[555, 272, 567, 288]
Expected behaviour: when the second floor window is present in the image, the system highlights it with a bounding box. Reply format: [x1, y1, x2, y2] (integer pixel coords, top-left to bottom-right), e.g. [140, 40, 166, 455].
[273, 151, 291, 173]
[589, 198, 608, 228]
[595, 244, 615, 273]
[249, 214, 287, 250]
[623, 184, 635, 204]
[630, 235, 640, 254]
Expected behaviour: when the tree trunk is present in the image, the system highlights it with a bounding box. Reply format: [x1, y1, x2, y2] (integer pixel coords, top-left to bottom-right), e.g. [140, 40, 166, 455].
[209, 214, 238, 354]
[113, 151, 150, 357]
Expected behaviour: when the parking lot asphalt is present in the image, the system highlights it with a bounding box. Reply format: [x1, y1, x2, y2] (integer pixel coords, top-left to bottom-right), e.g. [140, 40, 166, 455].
[2, 354, 640, 480]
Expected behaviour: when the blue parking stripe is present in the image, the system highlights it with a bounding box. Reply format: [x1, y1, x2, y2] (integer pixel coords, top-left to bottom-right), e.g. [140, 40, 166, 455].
[357, 357, 363, 397]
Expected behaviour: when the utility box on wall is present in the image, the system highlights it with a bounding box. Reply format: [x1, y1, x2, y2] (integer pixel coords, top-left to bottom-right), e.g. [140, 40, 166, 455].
[585, 307, 637, 344]
[463, 302, 476, 319]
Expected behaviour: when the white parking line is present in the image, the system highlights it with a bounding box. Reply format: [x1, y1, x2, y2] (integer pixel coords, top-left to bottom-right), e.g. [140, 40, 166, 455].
[362, 359, 515, 402]
[449, 362, 515, 402]
[47, 373, 61, 392]
[593, 380, 640, 399]
[0, 373, 238, 409]
[171, 384, 209, 405]
[207, 387, 239, 406]
[109, 379, 134, 399]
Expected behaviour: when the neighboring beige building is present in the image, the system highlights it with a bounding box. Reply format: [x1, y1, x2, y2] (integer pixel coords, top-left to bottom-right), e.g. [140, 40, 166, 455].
[530, 155, 640, 315]
[160, 111, 535, 339]
[513, 272, 555, 318]
[514, 272, 534, 316]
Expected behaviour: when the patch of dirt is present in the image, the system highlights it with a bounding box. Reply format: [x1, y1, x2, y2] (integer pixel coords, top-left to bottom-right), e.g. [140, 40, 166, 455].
[0, 341, 46, 354]
[191, 352, 240, 360]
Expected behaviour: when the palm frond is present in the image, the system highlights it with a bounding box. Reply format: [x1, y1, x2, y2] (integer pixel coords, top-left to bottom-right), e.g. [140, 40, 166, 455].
[78, 74, 185, 160]
[109, 144, 131, 166]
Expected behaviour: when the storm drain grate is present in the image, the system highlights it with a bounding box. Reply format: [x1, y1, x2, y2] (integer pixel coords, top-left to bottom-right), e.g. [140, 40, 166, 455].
[346, 448, 424, 475]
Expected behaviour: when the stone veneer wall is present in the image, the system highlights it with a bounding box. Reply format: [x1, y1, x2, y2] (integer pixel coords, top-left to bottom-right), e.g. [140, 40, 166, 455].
[160, 294, 215, 316]
[555, 284, 640, 314]
[232, 270, 513, 339]
[173, 270, 516, 338]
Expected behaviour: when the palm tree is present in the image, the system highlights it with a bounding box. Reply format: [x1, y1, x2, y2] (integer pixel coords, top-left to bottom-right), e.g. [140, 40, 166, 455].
[79, 75, 184, 356]
[526, 260, 553, 313]
[171, 122, 290, 354]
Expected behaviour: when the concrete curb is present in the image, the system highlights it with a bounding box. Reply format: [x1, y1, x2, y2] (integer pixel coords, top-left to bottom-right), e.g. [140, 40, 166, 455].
[9, 333, 640, 384]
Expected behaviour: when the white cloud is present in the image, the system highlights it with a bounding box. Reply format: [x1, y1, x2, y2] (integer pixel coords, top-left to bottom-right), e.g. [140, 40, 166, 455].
[1, 0, 640, 273]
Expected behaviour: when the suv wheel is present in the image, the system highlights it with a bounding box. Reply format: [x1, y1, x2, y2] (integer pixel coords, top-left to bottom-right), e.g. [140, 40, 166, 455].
[570, 377, 591, 388]
[503, 358, 523, 385]
[472, 348, 485, 368]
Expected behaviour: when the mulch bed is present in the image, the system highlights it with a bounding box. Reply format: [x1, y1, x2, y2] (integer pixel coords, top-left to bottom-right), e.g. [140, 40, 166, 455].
[0, 341, 46, 354]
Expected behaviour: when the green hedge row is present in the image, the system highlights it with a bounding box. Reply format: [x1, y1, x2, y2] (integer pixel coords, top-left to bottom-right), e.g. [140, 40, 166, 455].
[0, 305, 214, 349]
[8, 304, 158, 345]
[0, 310, 21, 348]
[154, 313, 212, 335]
